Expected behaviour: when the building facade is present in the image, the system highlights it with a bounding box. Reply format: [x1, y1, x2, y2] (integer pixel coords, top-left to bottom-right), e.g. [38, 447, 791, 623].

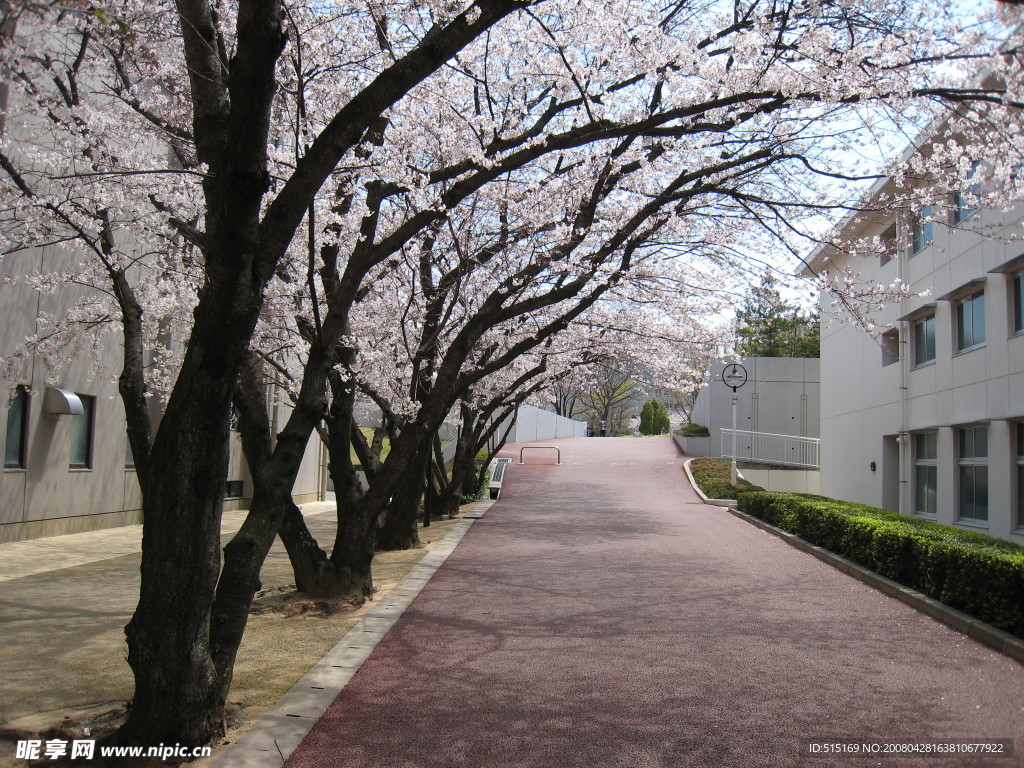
[1, 241, 326, 544]
[686, 357, 821, 492]
[691, 357, 821, 449]
[807, 178, 1024, 545]
[0, 30, 326, 543]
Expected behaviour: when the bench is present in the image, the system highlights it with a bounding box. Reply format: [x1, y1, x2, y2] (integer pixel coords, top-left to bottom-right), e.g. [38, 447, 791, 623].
[488, 458, 512, 499]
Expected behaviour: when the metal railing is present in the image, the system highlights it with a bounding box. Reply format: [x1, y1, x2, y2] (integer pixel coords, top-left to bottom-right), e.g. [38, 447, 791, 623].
[519, 446, 561, 465]
[719, 428, 820, 469]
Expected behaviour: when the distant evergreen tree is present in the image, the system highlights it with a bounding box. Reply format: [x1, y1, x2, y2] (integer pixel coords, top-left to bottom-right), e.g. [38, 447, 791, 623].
[639, 399, 671, 435]
[735, 273, 819, 358]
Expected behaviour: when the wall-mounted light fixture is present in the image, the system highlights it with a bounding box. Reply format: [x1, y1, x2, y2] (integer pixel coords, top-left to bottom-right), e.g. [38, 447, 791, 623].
[42, 387, 84, 420]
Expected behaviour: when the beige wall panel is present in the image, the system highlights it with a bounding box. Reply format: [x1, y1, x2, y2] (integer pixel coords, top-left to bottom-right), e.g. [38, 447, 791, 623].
[123, 471, 143, 512]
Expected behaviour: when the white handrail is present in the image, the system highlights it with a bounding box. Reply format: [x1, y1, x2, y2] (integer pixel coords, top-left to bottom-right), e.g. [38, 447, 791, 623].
[719, 428, 820, 469]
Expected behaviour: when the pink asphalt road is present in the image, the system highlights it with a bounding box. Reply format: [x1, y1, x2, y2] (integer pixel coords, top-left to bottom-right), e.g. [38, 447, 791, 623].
[284, 437, 1024, 768]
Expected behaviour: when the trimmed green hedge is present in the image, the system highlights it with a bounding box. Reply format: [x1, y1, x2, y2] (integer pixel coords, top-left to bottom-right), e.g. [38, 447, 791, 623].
[676, 422, 710, 437]
[738, 491, 1024, 637]
[689, 457, 764, 500]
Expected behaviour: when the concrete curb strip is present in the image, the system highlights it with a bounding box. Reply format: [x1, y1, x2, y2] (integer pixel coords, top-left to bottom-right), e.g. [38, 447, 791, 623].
[681, 458, 737, 508]
[214, 498, 496, 768]
[727, 506, 1024, 666]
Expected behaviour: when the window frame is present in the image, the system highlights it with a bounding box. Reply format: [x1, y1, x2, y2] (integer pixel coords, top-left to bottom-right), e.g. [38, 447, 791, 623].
[880, 328, 900, 367]
[912, 313, 936, 367]
[1016, 422, 1024, 531]
[69, 394, 95, 470]
[1013, 270, 1023, 337]
[4, 385, 29, 470]
[955, 289, 986, 353]
[910, 206, 933, 255]
[957, 425, 988, 524]
[878, 221, 899, 267]
[913, 431, 937, 517]
[951, 162, 981, 225]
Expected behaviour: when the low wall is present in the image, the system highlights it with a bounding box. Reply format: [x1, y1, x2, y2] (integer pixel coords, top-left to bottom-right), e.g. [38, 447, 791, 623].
[673, 434, 710, 456]
[739, 465, 820, 494]
[504, 405, 587, 443]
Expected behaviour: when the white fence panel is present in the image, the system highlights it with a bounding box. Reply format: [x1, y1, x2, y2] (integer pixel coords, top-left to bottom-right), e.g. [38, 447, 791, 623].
[719, 429, 820, 469]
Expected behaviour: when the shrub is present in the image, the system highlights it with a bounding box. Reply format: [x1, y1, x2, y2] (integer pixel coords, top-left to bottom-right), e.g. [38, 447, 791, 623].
[639, 399, 671, 435]
[675, 422, 710, 437]
[459, 467, 491, 505]
[688, 457, 764, 500]
[737, 491, 1024, 637]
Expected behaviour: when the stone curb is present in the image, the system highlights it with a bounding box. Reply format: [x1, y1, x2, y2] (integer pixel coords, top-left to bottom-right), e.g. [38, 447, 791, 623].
[213, 498, 497, 768]
[726, 505, 1024, 667]
[681, 458, 737, 509]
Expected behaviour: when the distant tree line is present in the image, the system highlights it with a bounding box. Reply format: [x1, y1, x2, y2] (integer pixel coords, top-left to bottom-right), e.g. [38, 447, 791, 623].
[735, 274, 819, 358]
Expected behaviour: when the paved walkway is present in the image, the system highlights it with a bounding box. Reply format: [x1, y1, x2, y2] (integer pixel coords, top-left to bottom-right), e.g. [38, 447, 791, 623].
[0, 502, 337, 726]
[284, 437, 1024, 768]
[0, 504, 337, 582]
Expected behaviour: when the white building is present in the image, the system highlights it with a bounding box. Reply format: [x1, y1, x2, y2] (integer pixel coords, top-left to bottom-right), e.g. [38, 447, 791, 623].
[806, 174, 1024, 545]
[1, 279, 327, 543]
[686, 357, 821, 492]
[691, 357, 820, 448]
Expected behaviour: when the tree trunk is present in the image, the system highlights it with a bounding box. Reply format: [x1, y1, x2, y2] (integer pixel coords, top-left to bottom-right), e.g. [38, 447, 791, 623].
[440, 423, 477, 515]
[278, 500, 350, 595]
[208, 485, 293, 707]
[118, 295, 259, 747]
[375, 446, 427, 551]
[271, 365, 375, 598]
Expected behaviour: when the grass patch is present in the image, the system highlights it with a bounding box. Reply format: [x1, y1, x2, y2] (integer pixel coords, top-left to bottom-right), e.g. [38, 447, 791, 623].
[738, 491, 1024, 637]
[688, 457, 764, 500]
[351, 427, 390, 471]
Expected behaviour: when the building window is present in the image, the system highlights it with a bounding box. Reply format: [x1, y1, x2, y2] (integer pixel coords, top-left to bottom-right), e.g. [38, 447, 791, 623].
[952, 162, 981, 224]
[879, 221, 898, 267]
[913, 314, 936, 366]
[225, 480, 244, 499]
[881, 328, 899, 366]
[913, 432, 937, 516]
[1017, 422, 1024, 530]
[69, 394, 95, 469]
[958, 425, 988, 523]
[956, 290, 985, 352]
[4, 386, 29, 469]
[1013, 271, 1023, 336]
[910, 206, 933, 255]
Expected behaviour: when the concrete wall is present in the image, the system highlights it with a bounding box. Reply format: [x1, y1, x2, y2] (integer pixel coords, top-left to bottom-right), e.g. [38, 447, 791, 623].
[673, 433, 710, 457]
[690, 357, 820, 457]
[0, 245, 325, 542]
[739, 465, 821, 494]
[502, 405, 587, 444]
[813, 187, 1024, 545]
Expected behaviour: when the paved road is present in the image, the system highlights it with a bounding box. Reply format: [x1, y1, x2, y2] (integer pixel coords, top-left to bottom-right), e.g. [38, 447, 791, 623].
[285, 437, 1024, 768]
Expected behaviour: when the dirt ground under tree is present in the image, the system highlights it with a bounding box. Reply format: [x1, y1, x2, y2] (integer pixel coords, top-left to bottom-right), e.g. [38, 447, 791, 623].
[0, 506, 464, 766]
